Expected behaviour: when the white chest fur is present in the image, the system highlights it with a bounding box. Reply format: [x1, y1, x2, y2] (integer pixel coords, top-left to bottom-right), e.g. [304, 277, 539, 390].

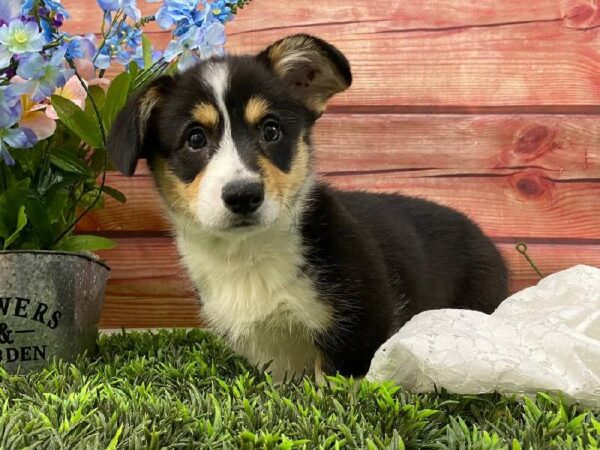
[174, 222, 331, 380]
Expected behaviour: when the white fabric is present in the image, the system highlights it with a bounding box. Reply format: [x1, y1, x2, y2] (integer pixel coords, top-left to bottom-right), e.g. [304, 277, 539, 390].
[366, 265, 600, 407]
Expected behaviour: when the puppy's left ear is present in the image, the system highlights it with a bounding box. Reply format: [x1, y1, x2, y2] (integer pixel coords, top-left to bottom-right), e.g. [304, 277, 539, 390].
[257, 34, 352, 115]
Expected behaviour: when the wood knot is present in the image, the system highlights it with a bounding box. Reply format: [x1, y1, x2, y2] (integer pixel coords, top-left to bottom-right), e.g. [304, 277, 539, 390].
[512, 171, 551, 200]
[564, 1, 599, 28]
[514, 125, 557, 162]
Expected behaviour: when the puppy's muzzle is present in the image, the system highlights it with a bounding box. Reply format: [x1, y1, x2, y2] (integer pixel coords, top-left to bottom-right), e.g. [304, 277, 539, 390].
[222, 180, 264, 215]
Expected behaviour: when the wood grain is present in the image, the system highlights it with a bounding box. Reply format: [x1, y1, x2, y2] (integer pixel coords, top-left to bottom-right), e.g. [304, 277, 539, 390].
[61, 0, 570, 39]
[97, 237, 600, 329]
[63, 0, 600, 110]
[313, 114, 600, 174]
[98, 238, 200, 328]
[223, 0, 599, 34]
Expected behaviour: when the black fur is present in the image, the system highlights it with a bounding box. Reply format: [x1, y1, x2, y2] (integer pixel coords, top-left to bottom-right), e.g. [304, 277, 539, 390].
[303, 186, 508, 375]
[107, 76, 172, 176]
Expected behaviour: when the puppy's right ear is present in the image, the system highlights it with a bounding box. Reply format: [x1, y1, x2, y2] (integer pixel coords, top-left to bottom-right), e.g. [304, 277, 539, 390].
[107, 76, 172, 176]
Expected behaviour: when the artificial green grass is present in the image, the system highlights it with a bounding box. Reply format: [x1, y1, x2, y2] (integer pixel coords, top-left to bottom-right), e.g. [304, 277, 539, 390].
[0, 330, 599, 449]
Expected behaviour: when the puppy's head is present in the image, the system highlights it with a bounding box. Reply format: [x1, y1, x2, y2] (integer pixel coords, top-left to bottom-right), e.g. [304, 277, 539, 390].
[107, 34, 351, 233]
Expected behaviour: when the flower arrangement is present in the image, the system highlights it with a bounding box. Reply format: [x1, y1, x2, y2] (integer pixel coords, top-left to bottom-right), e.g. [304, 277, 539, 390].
[0, 0, 249, 252]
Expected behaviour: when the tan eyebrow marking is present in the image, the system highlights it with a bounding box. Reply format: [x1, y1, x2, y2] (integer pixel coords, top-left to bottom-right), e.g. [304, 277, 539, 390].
[192, 102, 219, 128]
[244, 96, 270, 125]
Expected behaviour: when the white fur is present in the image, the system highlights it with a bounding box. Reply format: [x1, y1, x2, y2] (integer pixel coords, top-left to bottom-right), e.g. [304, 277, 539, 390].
[174, 216, 331, 381]
[194, 62, 279, 231]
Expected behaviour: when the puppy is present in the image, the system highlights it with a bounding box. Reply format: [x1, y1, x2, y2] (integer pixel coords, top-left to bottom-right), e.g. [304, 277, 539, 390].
[107, 34, 508, 381]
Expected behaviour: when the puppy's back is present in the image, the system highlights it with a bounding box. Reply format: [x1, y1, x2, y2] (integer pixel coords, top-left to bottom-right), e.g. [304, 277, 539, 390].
[336, 190, 509, 320]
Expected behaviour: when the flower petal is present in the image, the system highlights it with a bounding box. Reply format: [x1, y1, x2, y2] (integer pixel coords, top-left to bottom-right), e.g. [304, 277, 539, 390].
[4, 126, 37, 148]
[74, 58, 95, 80]
[163, 39, 183, 62]
[94, 53, 111, 69]
[178, 48, 199, 71]
[0, 44, 11, 68]
[204, 22, 225, 46]
[16, 53, 45, 80]
[20, 110, 56, 140]
[60, 75, 88, 105]
[0, 146, 15, 166]
[88, 77, 111, 91]
[0, 0, 21, 24]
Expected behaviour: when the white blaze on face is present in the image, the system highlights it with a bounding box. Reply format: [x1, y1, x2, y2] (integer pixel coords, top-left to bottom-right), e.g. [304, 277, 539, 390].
[192, 62, 281, 231]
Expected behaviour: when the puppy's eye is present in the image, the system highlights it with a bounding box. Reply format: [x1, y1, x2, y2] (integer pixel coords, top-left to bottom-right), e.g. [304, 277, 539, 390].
[262, 120, 281, 142]
[187, 127, 207, 150]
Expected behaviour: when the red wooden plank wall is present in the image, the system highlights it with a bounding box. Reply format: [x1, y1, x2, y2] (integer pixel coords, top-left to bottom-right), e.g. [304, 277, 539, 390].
[63, 0, 600, 328]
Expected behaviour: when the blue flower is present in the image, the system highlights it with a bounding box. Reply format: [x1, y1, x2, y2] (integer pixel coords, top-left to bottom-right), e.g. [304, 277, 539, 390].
[22, 0, 70, 18]
[155, 0, 200, 30]
[0, 84, 37, 165]
[131, 45, 162, 68]
[163, 24, 200, 69]
[65, 34, 96, 60]
[0, 84, 24, 129]
[96, 43, 130, 68]
[96, 0, 141, 21]
[0, 0, 21, 26]
[0, 19, 45, 55]
[163, 20, 225, 70]
[45, 0, 70, 18]
[39, 16, 55, 42]
[94, 21, 142, 68]
[0, 125, 37, 165]
[21, 0, 34, 14]
[0, 44, 11, 68]
[16, 47, 74, 102]
[117, 23, 142, 48]
[210, 0, 233, 23]
[198, 21, 225, 58]
[94, 51, 111, 69]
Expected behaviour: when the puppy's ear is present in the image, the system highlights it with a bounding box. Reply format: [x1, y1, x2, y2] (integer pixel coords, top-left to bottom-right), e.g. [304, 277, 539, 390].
[257, 34, 352, 115]
[106, 76, 172, 176]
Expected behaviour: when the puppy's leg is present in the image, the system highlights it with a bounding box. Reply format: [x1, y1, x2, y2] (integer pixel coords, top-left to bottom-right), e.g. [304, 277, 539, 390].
[314, 353, 327, 385]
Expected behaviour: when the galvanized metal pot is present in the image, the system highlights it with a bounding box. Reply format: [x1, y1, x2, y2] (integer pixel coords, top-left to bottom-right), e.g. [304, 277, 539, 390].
[0, 251, 110, 372]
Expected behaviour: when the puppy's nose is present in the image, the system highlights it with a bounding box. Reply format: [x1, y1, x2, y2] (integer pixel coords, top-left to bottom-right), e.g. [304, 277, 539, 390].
[222, 180, 264, 214]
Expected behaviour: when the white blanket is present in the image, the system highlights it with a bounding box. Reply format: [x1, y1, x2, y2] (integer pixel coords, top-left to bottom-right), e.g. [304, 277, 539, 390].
[366, 265, 600, 407]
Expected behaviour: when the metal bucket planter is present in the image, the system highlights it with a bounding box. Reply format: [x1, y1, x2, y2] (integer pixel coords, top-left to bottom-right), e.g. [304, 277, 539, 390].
[0, 251, 110, 373]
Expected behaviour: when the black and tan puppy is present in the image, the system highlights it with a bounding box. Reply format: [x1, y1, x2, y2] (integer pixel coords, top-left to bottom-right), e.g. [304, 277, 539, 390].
[107, 34, 508, 381]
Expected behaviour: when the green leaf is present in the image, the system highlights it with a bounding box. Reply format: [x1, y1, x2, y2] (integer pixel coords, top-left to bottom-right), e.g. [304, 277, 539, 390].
[3, 206, 28, 250]
[55, 235, 115, 252]
[105, 425, 123, 450]
[51, 95, 103, 149]
[84, 86, 106, 125]
[142, 33, 153, 70]
[512, 439, 522, 450]
[592, 417, 600, 435]
[0, 179, 31, 240]
[567, 413, 587, 431]
[88, 85, 106, 110]
[102, 72, 131, 132]
[89, 148, 115, 172]
[50, 148, 91, 175]
[24, 190, 69, 249]
[101, 186, 126, 203]
[128, 61, 140, 80]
